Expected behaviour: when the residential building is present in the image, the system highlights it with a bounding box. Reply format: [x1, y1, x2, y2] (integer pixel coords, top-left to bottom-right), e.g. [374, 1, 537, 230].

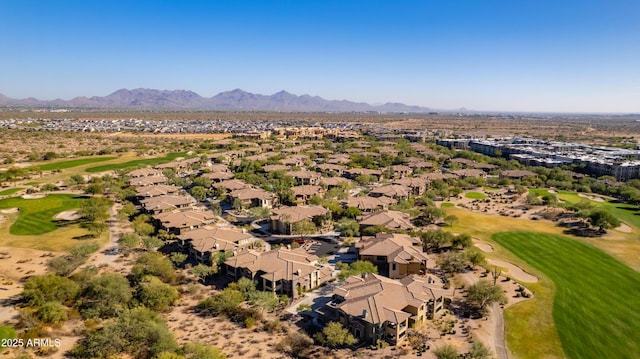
[291, 185, 325, 204]
[270, 205, 329, 234]
[358, 211, 415, 232]
[224, 247, 333, 299]
[177, 226, 255, 263]
[369, 184, 411, 200]
[344, 196, 396, 212]
[140, 194, 194, 214]
[135, 184, 181, 198]
[319, 273, 447, 345]
[153, 209, 217, 234]
[229, 187, 277, 208]
[357, 233, 427, 278]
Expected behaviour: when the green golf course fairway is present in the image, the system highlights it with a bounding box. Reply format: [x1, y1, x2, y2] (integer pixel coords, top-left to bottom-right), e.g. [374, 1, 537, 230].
[85, 152, 187, 172]
[0, 194, 85, 235]
[465, 191, 487, 199]
[0, 188, 23, 196]
[34, 156, 117, 171]
[493, 232, 640, 359]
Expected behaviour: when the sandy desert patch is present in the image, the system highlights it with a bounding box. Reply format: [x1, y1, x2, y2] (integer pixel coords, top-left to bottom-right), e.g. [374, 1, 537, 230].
[578, 193, 605, 202]
[487, 259, 539, 283]
[472, 238, 494, 253]
[21, 194, 46, 199]
[615, 223, 632, 233]
[54, 210, 80, 221]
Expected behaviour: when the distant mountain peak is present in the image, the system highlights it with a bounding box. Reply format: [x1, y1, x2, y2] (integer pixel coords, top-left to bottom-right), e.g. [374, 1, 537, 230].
[0, 88, 433, 113]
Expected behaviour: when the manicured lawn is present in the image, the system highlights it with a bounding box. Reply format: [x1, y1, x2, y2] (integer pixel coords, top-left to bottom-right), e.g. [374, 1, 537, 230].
[528, 188, 552, 197]
[85, 152, 187, 172]
[557, 190, 640, 229]
[0, 194, 85, 235]
[441, 202, 455, 208]
[24, 182, 41, 186]
[464, 191, 486, 199]
[0, 188, 23, 196]
[483, 186, 501, 191]
[34, 156, 117, 171]
[494, 232, 640, 359]
[0, 325, 16, 340]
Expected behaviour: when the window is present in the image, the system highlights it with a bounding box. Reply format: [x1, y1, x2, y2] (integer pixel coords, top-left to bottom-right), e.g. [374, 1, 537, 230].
[376, 256, 386, 261]
[392, 263, 397, 271]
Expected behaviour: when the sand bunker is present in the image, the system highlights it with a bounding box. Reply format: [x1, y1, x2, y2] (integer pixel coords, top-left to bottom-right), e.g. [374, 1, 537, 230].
[0, 207, 19, 214]
[615, 223, 632, 233]
[578, 193, 605, 202]
[488, 259, 539, 283]
[22, 194, 46, 199]
[55, 210, 80, 221]
[472, 238, 494, 253]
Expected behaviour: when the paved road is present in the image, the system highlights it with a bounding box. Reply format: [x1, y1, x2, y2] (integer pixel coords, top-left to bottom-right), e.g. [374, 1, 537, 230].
[284, 280, 341, 316]
[492, 302, 508, 359]
[460, 271, 508, 359]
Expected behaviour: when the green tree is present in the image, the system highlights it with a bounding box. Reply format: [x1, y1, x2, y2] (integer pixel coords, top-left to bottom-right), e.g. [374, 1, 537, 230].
[291, 219, 317, 235]
[247, 206, 270, 219]
[34, 301, 68, 325]
[416, 205, 446, 225]
[22, 274, 79, 306]
[169, 252, 188, 266]
[437, 252, 469, 275]
[71, 307, 178, 359]
[355, 174, 372, 185]
[118, 201, 137, 218]
[248, 291, 280, 313]
[119, 233, 141, 249]
[192, 176, 212, 189]
[132, 214, 155, 237]
[314, 321, 357, 348]
[136, 276, 179, 311]
[451, 233, 472, 249]
[466, 249, 486, 268]
[336, 218, 360, 237]
[78, 197, 112, 237]
[228, 277, 256, 298]
[344, 206, 362, 219]
[142, 235, 164, 250]
[197, 288, 244, 317]
[338, 260, 378, 280]
[190, 186, 207, 201]
[79, 273, 132, 319]
[191, 263, 215, 284]
[420, 230, 453, 252]
[587, 209, 620, 232]
[85, 183, 104, 196]
[132, 252, 176, 284]
[466, 280, 508, 313]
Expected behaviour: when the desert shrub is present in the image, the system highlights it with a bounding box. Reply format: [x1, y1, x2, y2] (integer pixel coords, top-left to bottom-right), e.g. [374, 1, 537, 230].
[71, 308, 178, 359]
[22, 274, 79, 306]
[34, 302, 68, 325]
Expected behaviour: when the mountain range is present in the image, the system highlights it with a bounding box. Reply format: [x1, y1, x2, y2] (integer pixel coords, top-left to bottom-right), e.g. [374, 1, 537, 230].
[0, 88, 434, 113]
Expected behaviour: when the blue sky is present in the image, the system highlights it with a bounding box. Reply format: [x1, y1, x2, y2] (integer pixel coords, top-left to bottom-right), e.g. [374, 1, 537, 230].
[1, 0, 638, 112]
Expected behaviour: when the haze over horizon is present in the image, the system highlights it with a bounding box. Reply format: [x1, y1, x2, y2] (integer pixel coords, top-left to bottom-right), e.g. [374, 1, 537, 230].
[1, 0, 638, 113]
